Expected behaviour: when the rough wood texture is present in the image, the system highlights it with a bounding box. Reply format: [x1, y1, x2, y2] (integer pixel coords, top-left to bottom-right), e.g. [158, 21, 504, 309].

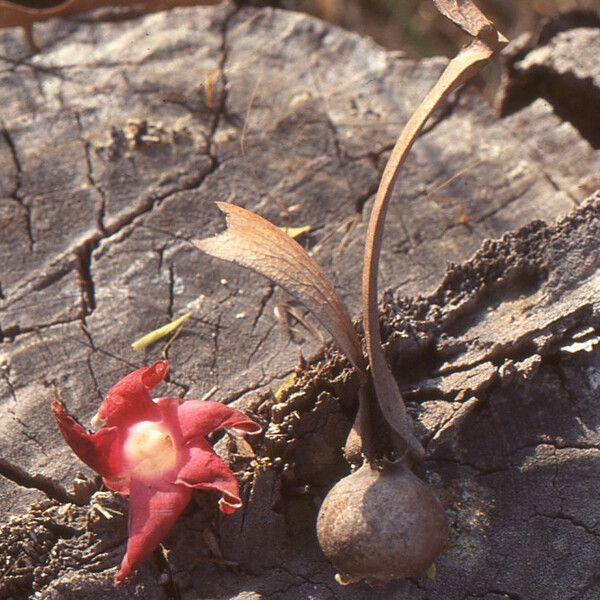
[0, 3, 598, 599]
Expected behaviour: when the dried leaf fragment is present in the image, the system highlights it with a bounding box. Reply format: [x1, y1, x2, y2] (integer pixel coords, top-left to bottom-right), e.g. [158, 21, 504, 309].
[279, 224, 312, 239]
[194, 202, 365, 375]
[131, 311, 193, 350]
[425, 562, 437, 580]
[432, 0, 508, 43]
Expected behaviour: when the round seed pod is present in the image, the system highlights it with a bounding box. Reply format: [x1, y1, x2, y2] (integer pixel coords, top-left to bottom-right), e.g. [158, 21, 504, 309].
[316, 460, 448, 584]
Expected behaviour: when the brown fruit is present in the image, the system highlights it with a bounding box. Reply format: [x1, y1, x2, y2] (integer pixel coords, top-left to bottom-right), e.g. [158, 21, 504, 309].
[316, 461, 448, 584]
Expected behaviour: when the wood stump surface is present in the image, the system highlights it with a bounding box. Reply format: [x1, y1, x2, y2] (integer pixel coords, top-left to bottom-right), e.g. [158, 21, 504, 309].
[0, 3, 599, 599]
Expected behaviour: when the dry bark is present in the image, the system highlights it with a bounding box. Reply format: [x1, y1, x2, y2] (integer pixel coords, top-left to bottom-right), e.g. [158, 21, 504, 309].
[0, 4, 598, 599]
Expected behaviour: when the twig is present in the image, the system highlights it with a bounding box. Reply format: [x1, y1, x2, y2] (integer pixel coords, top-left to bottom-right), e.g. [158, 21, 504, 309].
[360, 0, 508, 461]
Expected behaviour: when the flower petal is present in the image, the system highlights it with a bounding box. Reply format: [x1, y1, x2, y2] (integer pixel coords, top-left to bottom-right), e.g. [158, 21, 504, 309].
[176, 400, 261, 442]
[97, 361, 169, 427]
[51, 400, 123, 480]
[115, 477, 191, 584]
[174, 438, 242, 514]
[103, 474, 131, 494]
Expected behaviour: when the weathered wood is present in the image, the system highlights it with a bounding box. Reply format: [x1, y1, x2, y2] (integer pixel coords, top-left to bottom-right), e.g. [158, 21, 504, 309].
[0, 4, 598, 598]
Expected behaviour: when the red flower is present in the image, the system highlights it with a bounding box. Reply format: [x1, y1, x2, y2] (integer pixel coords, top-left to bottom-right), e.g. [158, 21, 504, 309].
[51, 360, 261, 583]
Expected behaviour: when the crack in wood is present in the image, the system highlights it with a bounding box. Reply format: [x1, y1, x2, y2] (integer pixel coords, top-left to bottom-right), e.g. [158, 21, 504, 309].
[74, 110, 108, 235]
[1, 123, 34, 250]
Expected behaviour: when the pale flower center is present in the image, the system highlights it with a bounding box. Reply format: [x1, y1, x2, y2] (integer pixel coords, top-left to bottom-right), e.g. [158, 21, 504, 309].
[124, 421, 177, 479]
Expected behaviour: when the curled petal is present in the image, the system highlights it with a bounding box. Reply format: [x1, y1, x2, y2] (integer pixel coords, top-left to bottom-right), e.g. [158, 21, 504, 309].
[116, 478, 191, 584]
[174, 438, 242, 514]
[139, 360, 170, 389]
[97, 361, 169, 427]
[218, 494, 242, 515]
[51, 400, 123, 480]
[103, 474, 131, 495]
[176, 400, 261, 442]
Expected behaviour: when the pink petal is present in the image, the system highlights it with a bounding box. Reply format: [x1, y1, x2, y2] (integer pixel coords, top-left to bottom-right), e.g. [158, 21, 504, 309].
[52, 400, 123, 480]
[154, 397, 184, 447]
[103, 475, 131, 494]
[174, 438, 242, 514]
[115, 477, 191, 584]
[176, 400, 261, 442]
[97, 361, 169, 427]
